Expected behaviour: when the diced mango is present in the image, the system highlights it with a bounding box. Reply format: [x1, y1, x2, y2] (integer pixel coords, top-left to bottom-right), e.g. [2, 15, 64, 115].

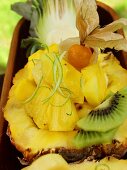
[62, 60, 84, 104]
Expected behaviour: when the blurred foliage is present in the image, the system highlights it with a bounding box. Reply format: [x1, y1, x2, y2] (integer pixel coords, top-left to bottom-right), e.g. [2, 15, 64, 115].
[0, 0, 24, 74]
[0, 0, 127, 74]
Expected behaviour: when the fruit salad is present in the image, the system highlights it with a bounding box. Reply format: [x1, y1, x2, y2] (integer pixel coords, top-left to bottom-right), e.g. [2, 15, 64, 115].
[4, 0, 127, 169]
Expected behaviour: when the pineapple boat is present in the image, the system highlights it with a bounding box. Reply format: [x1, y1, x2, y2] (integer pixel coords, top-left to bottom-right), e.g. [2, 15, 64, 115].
[4, 0, 127, 169]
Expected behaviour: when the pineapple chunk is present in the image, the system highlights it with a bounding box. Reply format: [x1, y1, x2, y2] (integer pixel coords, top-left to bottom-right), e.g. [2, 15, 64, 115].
[25, 87, 51, 130]
[32, 53, 54, 85]
[114, 118, 127, 142]
[70, 157, 127, 170]
[24, 62, 35, 81]
[81, 63, 107, 106]
[99, 53, 127, 94]
[32, 45, 84, 104]
[22, 154, 69, 170]
[30, 44, 58, 85]
[25, 87, 78, 131]
[22, 154, 127, 170]
[48, 91, 78, 131]
[62, 60, 84, 104]
[13, 68, 25, 83]
[14, 78, 36, 101]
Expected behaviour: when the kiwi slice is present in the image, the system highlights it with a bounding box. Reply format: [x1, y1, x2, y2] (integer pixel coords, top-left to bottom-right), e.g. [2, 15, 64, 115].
[77, 87, 127, 132]
[73, 129, 116, 148]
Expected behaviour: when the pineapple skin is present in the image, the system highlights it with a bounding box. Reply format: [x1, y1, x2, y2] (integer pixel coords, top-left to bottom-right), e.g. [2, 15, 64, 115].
[4, 50, 127, 163]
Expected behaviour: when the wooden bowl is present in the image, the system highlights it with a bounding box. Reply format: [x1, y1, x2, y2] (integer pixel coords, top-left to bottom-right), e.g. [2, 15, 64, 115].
[0, 2, 127, 170]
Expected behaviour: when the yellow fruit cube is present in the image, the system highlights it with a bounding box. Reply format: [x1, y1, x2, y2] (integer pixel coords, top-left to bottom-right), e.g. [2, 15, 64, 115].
[81, 63, 107, 106]
[22, 154, 69, 170]
[14, 79, 36, 101]
[99, 53, 127, 94]
[25, 86, 78, 131]
[48, 91, 79, 131]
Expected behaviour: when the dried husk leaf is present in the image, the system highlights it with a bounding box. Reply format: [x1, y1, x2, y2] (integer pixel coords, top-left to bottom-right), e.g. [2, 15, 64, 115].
[76, 1, 127, 52]
[59, 37, 80, 53]
[76, 0, 99, 44]
[92, 18, 127, 34]
[76, 11, 87, 44]
[83, 18, 127, 52]
[89, 32, 123, 41]
[84, 35, 127, 52]
[60, 1, 127, 56]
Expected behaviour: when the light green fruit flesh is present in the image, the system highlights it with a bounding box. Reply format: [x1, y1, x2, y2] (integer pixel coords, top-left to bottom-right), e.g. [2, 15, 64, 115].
[4, 104, 77, 156]
[73, 129, 116, 149]
[77, 87, 127, 132]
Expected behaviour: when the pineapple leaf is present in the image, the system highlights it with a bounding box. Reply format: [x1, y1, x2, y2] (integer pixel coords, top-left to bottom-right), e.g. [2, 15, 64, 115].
[21, 37, 47, 56]
[11, 2, 32, 20]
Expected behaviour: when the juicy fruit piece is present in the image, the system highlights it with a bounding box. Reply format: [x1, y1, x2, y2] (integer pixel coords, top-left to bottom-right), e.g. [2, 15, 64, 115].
[13, 68, 25, 83]
[31, 45, 58, 85]
[30, 44, 58, 85]
[22, 154, 127, 170]
[22, 154, 69, 170]
[68, 44, 92, 70]
[114, 118, 127, 142]
[14, 79, 36, 101]
[77, 87, 127, 132]
[81, 63, 107, 106]
[62, 60, 84, 103]
[25, 87, 79, 131]
[32, 50, 84, 104]
[99, 53, 127, 94]
[73, 129, 116, 149]
[32, 53, 54, 85]
[70, 157, 127, 170]
[47, 91, 79, 131]
[25, 87, 51, 130]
